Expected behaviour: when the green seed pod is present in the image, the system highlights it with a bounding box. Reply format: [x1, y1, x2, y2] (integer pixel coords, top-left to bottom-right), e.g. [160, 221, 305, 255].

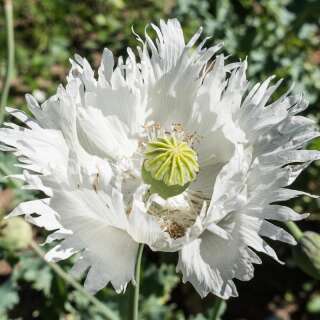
[144, 137, 199, 186]
[0, 217, 33, 251]
[142, 165, 190, 199]
[142, 136, 199, 199]
[293, 231, 320, 280]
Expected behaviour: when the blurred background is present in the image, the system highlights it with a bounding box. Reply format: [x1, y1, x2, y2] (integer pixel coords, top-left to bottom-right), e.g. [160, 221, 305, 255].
[0, 0, 320, 319]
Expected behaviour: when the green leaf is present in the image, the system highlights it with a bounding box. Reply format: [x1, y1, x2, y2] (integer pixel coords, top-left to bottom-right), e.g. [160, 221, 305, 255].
[0, 281, 19, 314]
[307, 294, 320, 314]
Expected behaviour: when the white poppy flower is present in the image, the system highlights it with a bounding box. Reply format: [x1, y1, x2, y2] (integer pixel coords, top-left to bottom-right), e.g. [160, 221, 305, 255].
[1, 19, 319, 299]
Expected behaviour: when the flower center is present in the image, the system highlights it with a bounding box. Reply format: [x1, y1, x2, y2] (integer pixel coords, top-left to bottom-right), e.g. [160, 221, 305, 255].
[142, 136, 199, 199]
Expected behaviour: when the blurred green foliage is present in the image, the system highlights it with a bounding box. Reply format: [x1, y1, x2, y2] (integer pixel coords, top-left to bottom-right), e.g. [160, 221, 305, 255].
[0, 0, 320, 319]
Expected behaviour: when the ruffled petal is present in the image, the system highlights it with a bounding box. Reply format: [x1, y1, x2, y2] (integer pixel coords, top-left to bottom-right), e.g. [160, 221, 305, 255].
[60, 225, 138, 294]
[136, 19, 224, 132]
[9, 178, 139, 293]
[77, 106, 138, 160]
[177, 213, 261, 299]
[0, 114, 69, 179]
[127, 185, 169, 247]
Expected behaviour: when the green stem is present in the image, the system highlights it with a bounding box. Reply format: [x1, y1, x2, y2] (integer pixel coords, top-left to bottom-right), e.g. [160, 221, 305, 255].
[0, 162, 22, 188]
[30, 240, 119, 320]
[212, 297, 225, 320]
[131, 244, 144, 320]
[285, 221, 303, 241]
[1, 0, 15, 123]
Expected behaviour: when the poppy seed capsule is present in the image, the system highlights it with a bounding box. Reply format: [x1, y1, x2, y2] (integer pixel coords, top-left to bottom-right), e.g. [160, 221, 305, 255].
[142, 136, 199, 198]
[0, 217, 32, 251]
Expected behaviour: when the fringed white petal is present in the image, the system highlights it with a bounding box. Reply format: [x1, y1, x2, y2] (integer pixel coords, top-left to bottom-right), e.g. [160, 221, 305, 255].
[177, 213, 262, 299]
[50, 225, 138, 294]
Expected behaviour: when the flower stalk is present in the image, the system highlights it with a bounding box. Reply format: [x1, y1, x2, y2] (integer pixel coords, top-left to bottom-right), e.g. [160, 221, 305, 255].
[285, 221, 303, 241]
[30, 240, 119, 320]
[211, 297, 226, 320]
[1, 0, 15, 123]
[131, 244, 144, 320]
